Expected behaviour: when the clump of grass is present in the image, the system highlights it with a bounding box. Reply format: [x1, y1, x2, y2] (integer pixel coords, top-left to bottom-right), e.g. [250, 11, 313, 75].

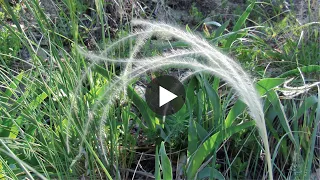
[1, 0, 318, 178]
[79, 19, 273, 179]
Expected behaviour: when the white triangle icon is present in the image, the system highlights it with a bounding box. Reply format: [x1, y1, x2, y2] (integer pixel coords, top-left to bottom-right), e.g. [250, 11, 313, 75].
[159, 86, 178, 107]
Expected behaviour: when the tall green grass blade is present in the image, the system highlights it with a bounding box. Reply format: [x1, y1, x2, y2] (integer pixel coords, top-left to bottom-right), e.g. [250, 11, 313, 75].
[186, 77, 197, 106]
[127, 86, 156, 131]
[195, 121, 209, 141]
[225, 100, 246, 128]
[0, 72, 25, 137]
[2, 0, 22, 32]
[303, 86, 320, 179]
[159, 142, 173, 179]
[225, 3, 255, 48]
[296, 96, 318, 120]
[10, 92, 47, 139]
[196, 89, 205, 124]
[213, 20, 230, 40]
[266, 90, 296, 145]
[278, 65, 320, 78]
[203, 78, 221, 127]
[155, 145, 161, 180]
[93, 64, 112, 80]
[266, 105, 289, 161]
[91, 64, 156, 131]
[188, 119, 198, 156]
[3, 72, 24, 100]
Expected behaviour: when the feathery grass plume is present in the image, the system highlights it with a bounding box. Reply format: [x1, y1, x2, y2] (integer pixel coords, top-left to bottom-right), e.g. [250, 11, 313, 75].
[78, 19, 273, 179]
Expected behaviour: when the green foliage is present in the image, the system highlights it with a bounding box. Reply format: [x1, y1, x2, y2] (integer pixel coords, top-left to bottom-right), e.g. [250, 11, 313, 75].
[0, 2, 22, 65]
[189, 3, 204, 22]
[0, 0, 319, 180]
[0, 28, 21, 64]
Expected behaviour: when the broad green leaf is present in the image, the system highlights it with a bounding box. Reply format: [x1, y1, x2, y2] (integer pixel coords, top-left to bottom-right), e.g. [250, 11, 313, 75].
[213, 20, 230, 40]
[3, 71, 24, 102]
[127, 86, 155, 131]
[304, 87, 320, 179]
[188, 120, 209, 157]
[197, 167, 225, 180]
[203, 78, 221, 125]
[212, 77, 220, 91]
[266, 90, 296, 145]
[265, 106, 288, 158]
[194, 121, 208, 141]
[196, 89, 204, 124]
[265, 106, 279, 139]
[160, 142, 172, 179]
[187, 121, 255, 179]
[28, 92, 48, 111]
[225, 100, 246, 128]
[186, 77, 197, 107]
[256, 78, 286, 96]
[188, 119, 198, 156]
[92, 64, 112, 80]
[9, 92, 48, 139]
[232, 3, 254, 32]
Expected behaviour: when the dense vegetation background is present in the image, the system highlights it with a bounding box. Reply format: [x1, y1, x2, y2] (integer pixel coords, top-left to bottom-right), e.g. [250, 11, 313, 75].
[0, 0, 319, 179]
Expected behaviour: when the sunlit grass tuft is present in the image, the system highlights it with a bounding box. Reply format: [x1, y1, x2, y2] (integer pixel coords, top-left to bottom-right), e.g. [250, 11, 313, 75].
[78, 19, 273, 179]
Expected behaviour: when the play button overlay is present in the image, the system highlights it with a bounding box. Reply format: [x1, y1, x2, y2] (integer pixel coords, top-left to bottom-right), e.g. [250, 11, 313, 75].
[145, 75, 185, 116]
[159, 86, 177, 107]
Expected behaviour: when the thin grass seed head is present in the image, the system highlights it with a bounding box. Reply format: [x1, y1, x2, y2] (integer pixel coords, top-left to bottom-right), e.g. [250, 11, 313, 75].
[78, 19, 273, 179]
